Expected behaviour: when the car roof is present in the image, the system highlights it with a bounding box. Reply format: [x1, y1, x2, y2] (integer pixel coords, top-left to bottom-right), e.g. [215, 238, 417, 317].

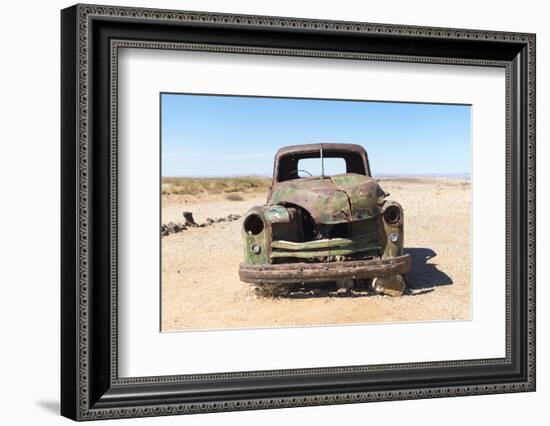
[274, 143, 367, 158]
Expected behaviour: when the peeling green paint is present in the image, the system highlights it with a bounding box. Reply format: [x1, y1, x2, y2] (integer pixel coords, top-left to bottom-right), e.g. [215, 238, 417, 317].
[269, 173, 385, 225]
[380, 202, 405, 259]
[271, 232, 381, 259]
[331, 174, 387, 220]
[264, 205, 290, 223]
[243, 232, 269, 264]
[270, 246, 381, 259]
[271, 232, 378, 250]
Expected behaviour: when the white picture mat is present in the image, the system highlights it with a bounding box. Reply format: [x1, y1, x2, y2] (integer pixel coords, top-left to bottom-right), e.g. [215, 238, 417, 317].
[118, 48, 506, 378]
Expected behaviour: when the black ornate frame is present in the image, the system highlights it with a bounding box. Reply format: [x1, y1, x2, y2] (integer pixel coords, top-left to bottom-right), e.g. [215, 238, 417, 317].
[61, 4, 536, 421]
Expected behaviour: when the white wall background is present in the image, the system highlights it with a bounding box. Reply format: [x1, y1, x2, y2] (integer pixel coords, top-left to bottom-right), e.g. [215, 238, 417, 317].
[0, 0, 546, 424]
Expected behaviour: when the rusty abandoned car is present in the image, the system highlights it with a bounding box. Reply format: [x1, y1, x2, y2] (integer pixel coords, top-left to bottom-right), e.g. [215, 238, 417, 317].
[239, 143, 411, 296]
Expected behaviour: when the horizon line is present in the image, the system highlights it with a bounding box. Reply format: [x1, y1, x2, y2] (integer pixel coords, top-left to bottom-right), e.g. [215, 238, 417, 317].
[162, 172, 471, 179]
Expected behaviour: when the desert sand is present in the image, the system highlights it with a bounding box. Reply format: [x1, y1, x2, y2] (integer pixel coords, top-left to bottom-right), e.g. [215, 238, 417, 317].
[161, 178, 471, 331]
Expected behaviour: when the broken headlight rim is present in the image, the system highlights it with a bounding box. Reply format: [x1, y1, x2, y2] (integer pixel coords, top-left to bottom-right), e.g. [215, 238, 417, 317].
[243, 213, 264, 235]
[383, 205, 401, 225]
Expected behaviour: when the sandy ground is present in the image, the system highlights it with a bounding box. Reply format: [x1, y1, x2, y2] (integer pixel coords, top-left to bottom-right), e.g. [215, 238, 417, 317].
[161, 178, 471, 331]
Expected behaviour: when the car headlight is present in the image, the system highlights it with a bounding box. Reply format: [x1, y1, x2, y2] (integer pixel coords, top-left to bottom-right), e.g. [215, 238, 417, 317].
[383, 205, 401, 225]
[243, 213, 264, 235]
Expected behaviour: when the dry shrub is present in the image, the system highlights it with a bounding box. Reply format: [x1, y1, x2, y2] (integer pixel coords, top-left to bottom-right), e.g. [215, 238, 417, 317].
[225, 193, 244, 201]
[162, 177, 271, 196]
[253, 283, 291, 298]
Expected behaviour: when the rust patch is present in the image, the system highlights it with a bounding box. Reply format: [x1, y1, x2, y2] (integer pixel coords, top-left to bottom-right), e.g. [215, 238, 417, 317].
[269, 173, 387, 225]
[239, 254, 411, 284]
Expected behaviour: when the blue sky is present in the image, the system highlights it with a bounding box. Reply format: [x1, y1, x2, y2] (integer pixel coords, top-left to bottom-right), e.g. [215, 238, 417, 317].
[161, 93, 471, 177]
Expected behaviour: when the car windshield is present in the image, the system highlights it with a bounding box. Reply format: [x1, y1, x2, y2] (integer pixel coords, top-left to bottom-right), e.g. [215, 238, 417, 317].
[296, 157, 346, 178]
[276, 149, 367, 182]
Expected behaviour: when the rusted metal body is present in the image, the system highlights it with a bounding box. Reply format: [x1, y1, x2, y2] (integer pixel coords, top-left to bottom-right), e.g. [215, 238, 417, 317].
[239, 143, 410, 295]
[269, 174, 386, 225]
[240, 254, 411, 284]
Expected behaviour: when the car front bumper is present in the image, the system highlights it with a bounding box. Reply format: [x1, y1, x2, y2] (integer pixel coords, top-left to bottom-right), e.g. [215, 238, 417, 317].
[239, 254, 411, 284]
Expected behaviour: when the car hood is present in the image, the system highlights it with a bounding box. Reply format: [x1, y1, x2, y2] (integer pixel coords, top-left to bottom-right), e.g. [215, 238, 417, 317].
[268, 173, 387, 225]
